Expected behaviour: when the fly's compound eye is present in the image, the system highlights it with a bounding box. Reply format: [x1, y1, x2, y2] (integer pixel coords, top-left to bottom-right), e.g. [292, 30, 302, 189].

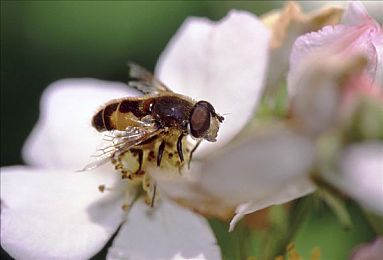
[189, 101, 211, 138]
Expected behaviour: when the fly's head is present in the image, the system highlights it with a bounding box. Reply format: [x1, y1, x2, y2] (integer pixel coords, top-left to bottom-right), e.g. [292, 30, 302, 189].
[189, 101, 224, 142]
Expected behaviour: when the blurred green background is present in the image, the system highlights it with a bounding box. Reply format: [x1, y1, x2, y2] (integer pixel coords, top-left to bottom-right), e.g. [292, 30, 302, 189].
[1, 1, 378, 260]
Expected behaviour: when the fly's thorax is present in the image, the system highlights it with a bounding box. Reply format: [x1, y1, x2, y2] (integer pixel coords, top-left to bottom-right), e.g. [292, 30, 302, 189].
[151, 95, 194, 129]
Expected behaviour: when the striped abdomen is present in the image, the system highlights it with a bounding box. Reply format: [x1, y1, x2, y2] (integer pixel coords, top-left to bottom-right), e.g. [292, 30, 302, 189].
[92, 98, 155, 132]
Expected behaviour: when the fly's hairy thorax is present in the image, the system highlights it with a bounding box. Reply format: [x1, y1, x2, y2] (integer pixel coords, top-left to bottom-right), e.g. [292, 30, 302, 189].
[151, 96, 194, 129]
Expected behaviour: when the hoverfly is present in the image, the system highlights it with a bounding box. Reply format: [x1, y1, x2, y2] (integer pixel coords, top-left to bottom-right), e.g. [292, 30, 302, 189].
[83, 63, 224, 184]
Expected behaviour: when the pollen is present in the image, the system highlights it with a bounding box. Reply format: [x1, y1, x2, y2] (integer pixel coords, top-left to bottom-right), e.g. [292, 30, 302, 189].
[121, 204, 130, 211]
[98, 185, 106, 193]
[286, 243, 301, 260]
[107, 132, 193, 207]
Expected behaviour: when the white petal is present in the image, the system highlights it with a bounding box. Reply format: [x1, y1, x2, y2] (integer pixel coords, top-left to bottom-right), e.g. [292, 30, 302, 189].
[1, 166, 127, 259]
[197, 126, 315, 204]
[342, 1, 373, 26]
[301, 2, 383, 25]
[22, 79, 140, 170]
[351, 237, 383, 260]
[156, 10, 270, 156]
[107, 198, 221, 260]
[154, 125, 315, 222]
[339, 142, 383, 215]
[288, 25, 379, 96]
[288, 3, 382, 98]
[372, 27, 383, 86]
[262, 2, 343, 92]
[229, 177, 314, 231]
[152, 169, 235, 220]
[288, 25, 347, 95]
[288, 53, 367, 136]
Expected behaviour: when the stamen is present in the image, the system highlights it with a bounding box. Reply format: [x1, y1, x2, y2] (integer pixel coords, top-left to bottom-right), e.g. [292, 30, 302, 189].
[150, 185, 157, 207]
[121, 204, 130, 211]
[98, 185, 105, 192]
[98, 184, 114, 193]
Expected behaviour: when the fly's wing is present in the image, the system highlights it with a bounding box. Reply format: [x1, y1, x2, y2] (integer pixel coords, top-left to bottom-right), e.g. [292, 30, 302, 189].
[127, 62, 173, 94]
[78, 126, 163, 171]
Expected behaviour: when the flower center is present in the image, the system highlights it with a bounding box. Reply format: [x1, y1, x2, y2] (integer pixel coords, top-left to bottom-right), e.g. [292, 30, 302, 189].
[111, 130, 193, 206]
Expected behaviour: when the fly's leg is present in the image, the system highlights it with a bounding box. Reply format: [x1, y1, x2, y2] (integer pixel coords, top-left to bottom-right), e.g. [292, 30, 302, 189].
[130, 148, 145, 178]
[150, 184, 157, 208]
[157, 140, 165, 167]
[143, 174, 159, 206]
[177, 134, 185, 163]
[188, 139, 202, 169]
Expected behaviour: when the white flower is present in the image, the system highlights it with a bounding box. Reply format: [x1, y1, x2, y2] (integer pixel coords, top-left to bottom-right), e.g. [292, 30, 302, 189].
[260, 1, 344, 92]
[287, 1, 382, 136]
[1, 10, 273, 259]
[287, 1, 383, 217]
[152, 124, 316, 231]
[335, 142, 383, 215]
[1, 80, 220, 260]
[289, 1, 383, 97]
[152, 10, 317, 231]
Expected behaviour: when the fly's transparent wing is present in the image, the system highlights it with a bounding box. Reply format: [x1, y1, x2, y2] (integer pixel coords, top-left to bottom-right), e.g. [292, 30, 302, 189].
[127, 62, 173, 94]
[79, 126, 163, 171]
